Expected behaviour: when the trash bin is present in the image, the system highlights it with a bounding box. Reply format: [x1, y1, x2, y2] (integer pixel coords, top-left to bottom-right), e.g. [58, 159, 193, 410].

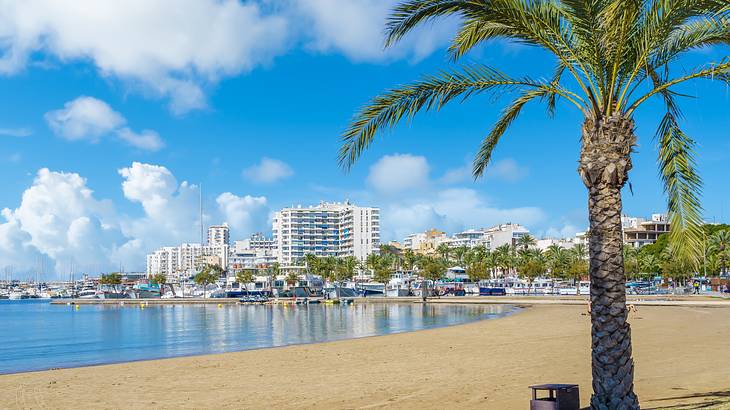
[529, 384, 580, 410]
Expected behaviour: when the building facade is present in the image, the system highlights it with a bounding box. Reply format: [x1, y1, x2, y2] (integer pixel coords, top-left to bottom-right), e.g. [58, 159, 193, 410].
[622, 213, 670, 248]
[146, 242, 229, 280]
[272, 201, 380, 266]
[207, 224, 230, 247]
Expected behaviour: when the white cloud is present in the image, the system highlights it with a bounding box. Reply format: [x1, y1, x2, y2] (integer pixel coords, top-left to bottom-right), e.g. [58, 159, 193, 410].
[367, 153, 430, 194]
[0, 127, 32, 137]
[440, 158, 529, 185]
[116, 128, 164, 151]
[380, 188, 545, 241]
[485, 158, 529, 182]
[1, 168, 122, 273]
[216, 193, 269, 237]
[44, 96, 124, 142]
[243, 157, 293, 184]
[294, 0, 457, 62]
[0, 0, 289, 114]
[45, 96, 164, 151]
[366, 153, 544, 242]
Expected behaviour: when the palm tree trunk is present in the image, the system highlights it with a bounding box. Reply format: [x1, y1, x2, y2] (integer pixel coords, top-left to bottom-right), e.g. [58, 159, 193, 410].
[578, 115, 639, 409]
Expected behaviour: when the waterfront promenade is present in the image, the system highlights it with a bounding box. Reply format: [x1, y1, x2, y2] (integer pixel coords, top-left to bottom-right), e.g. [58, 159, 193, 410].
[2, 302, 730, 409]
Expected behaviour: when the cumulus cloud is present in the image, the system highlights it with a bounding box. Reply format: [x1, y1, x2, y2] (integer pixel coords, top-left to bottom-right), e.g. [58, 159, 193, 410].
[116, 128, 164, 152]
[293, 0, 457, 62]
[0, 1, 457, 113]
[367, 154, 544, 242]
[0, 0, 289, 114]
[367, 154, 430, 194]
[439, 158, 528, 184]
[0, 127, 32, 137]
[380, 188, 545, 242]
[216, 193, 269, 237]
[485, 158, 529, 182]
[45, 96, 164, 150]
[0, 162, 270, 277]
[45, 97, 124, 142]
[243, 157, 293, 184]
[0, 169, 122, 273]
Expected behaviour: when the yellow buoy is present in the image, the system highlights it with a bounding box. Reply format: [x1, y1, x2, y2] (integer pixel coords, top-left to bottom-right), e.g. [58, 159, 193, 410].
[75, 305, 80, 310]
[217, 303, 222, 308]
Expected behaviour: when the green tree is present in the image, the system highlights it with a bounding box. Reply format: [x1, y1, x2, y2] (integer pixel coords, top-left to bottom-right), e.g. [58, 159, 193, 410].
[268, 262, 281, 293]
[334, 256, 358, 299]
[436, 243, 451, 262]
[99, 273, 122, 286]
[567, 259, 589, 295]
[236, 270, 255, 291]
[517, 234, 536, 251]
[337, 2, 729, 403]
[194, 267, 218, 299]
[453, 245, 469, 265]
[403, 249, 417, 271]
[623, 246, 641, 280]
[466, 261, 489, 284]
[285, 271, 299, 287]
[708, 230, 730, 275]
[151, 273, 173, 296]
[420, 258, 446, 300]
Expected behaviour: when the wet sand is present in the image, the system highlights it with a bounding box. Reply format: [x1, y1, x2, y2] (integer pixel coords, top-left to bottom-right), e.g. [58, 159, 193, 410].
[2, 304, 729, 409]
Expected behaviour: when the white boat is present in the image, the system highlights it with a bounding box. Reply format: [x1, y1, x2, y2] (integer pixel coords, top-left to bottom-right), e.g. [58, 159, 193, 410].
[559, 281, 590, 295]
[8, 291, 26, 300]
[77, 289, 99, 299]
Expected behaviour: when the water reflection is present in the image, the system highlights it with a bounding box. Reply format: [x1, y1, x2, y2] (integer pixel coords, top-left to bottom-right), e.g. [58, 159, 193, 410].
[0, 300, 516, 374]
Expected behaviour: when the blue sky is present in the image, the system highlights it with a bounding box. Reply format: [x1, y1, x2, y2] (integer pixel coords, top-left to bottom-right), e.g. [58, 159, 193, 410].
[0, 0, 729, 277]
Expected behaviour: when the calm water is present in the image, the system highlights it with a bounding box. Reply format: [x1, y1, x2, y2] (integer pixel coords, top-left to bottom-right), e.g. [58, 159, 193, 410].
[0, 300, 516, 374]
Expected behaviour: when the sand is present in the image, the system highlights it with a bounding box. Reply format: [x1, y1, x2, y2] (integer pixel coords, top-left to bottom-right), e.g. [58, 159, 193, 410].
[2, 303, 729, 409]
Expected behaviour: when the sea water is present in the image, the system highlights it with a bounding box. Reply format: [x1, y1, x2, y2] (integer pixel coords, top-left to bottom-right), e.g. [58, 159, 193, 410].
[0, 299, 516, 374]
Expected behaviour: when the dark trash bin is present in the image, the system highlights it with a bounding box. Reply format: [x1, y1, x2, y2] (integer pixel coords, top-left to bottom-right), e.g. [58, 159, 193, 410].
[529, 384, 580, 410]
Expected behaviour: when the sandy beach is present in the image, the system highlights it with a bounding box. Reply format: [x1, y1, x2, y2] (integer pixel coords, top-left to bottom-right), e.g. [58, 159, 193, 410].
[2, 303, 730, 409]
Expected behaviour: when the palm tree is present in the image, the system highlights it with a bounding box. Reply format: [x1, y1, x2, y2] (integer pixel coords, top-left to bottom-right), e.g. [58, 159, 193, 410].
[708, 230, 730, 275]
[403, 249, 417, 272]
[436, 243, 451, 262]
[193, 266, 218, 299]
[545, 244, 569, 284]
[338, 2, 728, 404]
[494, 244, 513, 277]
[517, 234, 537, 251]
[453, 245, 469, 265]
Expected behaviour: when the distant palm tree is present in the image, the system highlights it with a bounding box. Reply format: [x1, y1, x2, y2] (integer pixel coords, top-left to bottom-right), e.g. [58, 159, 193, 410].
[436, 243, 451, 262]
[709, 230, 730, 275]
[517, 234, 537, 251]
[338, 1, 728, 404]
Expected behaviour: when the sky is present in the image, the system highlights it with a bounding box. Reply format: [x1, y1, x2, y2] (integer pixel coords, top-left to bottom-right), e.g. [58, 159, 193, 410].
[0, 0, 729, 278]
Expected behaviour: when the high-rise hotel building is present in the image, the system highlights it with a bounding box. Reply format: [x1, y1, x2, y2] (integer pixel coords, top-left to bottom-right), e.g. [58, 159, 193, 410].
[272, 201, 380, 266]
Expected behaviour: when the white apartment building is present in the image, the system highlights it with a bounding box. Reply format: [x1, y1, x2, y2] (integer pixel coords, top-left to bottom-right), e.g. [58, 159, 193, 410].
[272, 201, 380, 266]
[622, 213, 670, 248]
[235, 232, 275, 253]
[146, 242, 229, 280]
[207, 224, 230, 247]
[230, 233, 277, 271]
[484, 223, 531, 249]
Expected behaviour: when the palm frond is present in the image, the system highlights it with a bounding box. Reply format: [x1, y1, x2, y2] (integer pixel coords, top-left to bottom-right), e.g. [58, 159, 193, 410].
[339, 65, 547, 170]
[385, 0, 481, 47]
[656, 112, 705, 268]
[472, 87, 552, 178]
[626, 57, 730, 113]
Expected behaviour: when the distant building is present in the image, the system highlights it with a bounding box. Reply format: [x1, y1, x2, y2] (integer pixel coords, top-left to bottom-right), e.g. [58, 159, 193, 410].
[146, 243, 229, 280]
[622, 213, 670, 248]
[230, 233, 277, 271]
[272, 201, 380, 266]
[403, 223, 531, 254]
[403, 228, 448, 255]
[207, 224, 230, 247]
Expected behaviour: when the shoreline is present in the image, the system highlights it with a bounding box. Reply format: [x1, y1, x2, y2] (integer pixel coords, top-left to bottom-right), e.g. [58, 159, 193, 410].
[2, 303, 730, 409]
[0, 303, 523, 377]
[49, 294, 730, 308]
